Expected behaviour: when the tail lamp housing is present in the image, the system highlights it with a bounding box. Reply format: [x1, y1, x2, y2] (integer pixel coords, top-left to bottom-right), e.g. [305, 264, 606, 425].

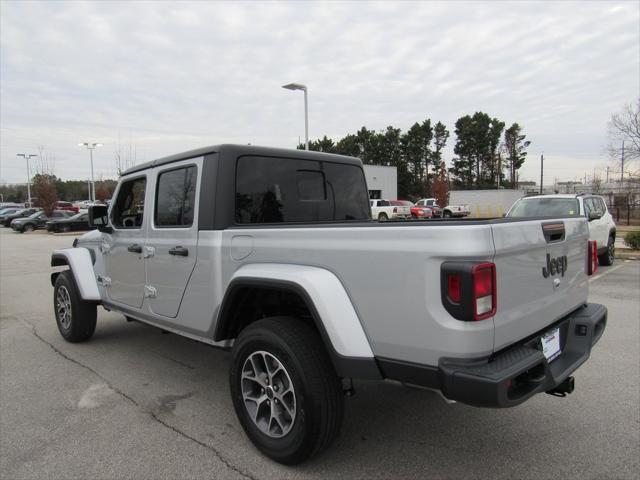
[587, 240, 598, 276]
[441, 261, 497, 321]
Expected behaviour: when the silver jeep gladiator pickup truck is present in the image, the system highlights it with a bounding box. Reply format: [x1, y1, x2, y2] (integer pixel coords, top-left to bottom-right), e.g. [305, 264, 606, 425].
[51, 145, 607, 464]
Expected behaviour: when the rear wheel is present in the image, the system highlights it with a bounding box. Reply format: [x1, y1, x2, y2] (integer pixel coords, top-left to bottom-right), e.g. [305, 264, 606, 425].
[24, 223, 35, 232]
[54, 271, 97, 342]
[378, 213, 388, 222]
[230, 317, 343, 465]
[443, 211, 452, 218]
[598, 236, 615, 266]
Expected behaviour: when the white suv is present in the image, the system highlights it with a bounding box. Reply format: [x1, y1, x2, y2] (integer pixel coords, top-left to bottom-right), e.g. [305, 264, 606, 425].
[506, 194, 616, 265]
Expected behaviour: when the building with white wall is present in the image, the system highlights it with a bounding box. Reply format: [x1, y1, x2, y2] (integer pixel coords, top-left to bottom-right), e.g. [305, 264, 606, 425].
[363, 165, 397, 200]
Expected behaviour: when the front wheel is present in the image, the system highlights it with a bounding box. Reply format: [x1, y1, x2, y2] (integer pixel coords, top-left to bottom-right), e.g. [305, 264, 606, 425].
[378, 213, 388, 222]
[598, 236, 615, 266]
[24, 223, 35, 232]
[54, 271, 97, 342]
[230, 317, 343, 465]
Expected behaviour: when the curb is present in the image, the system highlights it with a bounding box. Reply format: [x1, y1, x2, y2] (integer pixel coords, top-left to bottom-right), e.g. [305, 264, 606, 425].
[616, 249, 640, 260]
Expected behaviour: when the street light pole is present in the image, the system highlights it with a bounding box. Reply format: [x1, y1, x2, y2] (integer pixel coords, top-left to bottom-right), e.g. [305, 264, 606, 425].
[78, 142, 103, 202]
[282, 83, 309, 150]
[539, 153, 544, 195]
[16, 153, 37, 206]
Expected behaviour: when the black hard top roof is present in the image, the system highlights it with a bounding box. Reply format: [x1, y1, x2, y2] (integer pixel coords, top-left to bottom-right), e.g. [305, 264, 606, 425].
[122, 144, 363, 176]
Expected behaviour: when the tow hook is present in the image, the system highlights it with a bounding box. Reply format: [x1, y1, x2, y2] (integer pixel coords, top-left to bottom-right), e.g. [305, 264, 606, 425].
[546, 376, 575, 397]
[342, 378, 355, 397]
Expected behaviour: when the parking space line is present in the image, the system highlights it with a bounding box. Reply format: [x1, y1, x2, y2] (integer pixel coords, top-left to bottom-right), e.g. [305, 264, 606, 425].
[588, 260, 631, 283]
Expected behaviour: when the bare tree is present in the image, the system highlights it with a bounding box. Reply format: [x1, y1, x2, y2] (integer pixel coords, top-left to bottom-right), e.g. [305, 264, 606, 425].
[35, 145, 56, 176]
[607, 99, 640, 175]
[114, 137, 137, 175]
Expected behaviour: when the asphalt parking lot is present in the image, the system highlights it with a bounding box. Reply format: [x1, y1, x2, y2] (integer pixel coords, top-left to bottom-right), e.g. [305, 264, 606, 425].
[1, 228, 638, 480]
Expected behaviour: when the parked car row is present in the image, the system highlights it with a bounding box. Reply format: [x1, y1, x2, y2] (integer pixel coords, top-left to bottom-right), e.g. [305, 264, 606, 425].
[369, 198, 470, 221]
[0, 206, 95, 234]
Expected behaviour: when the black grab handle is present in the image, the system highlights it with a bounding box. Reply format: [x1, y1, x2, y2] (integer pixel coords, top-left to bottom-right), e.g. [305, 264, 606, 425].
[127, 244, 143, 253]
[168, 246, 189, 257]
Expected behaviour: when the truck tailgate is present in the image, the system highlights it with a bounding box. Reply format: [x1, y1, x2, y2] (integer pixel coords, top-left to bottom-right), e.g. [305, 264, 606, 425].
[491, 218, 589, 351]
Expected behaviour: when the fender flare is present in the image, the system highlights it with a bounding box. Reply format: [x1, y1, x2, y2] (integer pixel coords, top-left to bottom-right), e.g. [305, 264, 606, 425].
[215, 263, 380, 379]
[51, 248, 101, 301]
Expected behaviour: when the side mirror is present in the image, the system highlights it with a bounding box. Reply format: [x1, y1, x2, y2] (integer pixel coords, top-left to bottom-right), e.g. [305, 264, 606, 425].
[588, 211, 602, 221]
[88, 205, 112, 233]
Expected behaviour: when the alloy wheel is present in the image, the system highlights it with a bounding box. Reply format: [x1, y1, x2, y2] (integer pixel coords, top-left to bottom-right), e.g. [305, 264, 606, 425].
[241, 350, 296, 438]
[56, 285, 72, 330]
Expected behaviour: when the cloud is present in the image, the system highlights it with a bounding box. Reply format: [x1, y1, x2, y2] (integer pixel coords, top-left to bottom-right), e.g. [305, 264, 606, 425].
[1, 0, 638, 184]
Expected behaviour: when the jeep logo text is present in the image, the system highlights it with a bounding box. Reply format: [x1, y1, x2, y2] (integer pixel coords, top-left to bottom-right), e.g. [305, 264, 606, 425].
[542, 254, 568, 278]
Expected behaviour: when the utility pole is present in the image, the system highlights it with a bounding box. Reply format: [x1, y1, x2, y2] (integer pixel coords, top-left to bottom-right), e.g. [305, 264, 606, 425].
[539, 153, 544, 194]
[16, 153, 37, 206]
[621, 140, 625, 183]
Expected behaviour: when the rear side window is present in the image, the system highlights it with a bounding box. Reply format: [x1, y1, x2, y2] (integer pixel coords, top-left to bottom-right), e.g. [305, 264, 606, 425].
[112, 177, 146, 229]
[155, 166, 197, 227]
[598, 198, 607, 213]
[235, 156, 370, 224]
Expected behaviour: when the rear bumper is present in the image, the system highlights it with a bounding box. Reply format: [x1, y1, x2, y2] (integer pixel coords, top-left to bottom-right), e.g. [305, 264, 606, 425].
[378, 303, 607, 408]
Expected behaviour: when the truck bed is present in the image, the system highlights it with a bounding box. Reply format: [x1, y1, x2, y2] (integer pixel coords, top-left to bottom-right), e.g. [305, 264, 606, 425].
[199, 215, 590, 366]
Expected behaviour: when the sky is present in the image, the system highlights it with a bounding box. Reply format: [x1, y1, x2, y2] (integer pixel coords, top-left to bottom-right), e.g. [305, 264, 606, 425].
[1, 0, 638, 186]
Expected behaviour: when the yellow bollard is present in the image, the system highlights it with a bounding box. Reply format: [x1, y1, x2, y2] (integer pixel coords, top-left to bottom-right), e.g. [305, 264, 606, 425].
[475, 205, 481, 218]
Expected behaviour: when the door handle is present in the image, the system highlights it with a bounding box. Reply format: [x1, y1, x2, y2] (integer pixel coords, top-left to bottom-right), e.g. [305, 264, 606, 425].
[127, 244, 143, 254]
[168, 246, 189, 257]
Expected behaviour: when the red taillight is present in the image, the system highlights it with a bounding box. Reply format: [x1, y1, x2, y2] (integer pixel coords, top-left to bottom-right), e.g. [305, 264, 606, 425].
[447, 274, 461, 303]
[587, 240, 598, 275]
[472, 263, 496, 320]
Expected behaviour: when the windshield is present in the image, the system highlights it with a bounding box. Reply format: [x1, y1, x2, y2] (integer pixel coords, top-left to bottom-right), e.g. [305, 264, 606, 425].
[508, 198, 580, 218]
[0, 208, 18, 215]
[69, 213, 86, 220]
[27, 211, 44, 219]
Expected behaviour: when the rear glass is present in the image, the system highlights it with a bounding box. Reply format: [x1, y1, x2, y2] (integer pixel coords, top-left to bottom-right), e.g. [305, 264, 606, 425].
[508, 198, 580, 217]
[235, 156, 371, 223]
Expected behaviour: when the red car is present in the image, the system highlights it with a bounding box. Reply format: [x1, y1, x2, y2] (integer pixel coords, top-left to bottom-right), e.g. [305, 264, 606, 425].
[392, 200, 433, 219]
[53, 201, 80, 213]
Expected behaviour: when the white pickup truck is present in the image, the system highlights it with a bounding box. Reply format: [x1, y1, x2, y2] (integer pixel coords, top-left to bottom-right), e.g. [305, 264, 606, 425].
[370, 198, 411, 221]
[50, 145, 607, 464]
[416, 197, 471, 218]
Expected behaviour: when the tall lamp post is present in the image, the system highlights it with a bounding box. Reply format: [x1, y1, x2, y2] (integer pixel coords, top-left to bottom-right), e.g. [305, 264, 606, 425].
[16, 153, 37, 206]
[539, 151, 544, 195]
[282, 83, 308, 150]
[78, 142, 103, 202]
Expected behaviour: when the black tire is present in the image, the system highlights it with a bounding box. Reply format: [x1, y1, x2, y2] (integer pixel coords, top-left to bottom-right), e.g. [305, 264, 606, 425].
[62, 225, 71, 233]
[24, 223, 35, 232]
[53, 271, 97, 343]
[443, 211, 452, 218]
[230, 317, 343, 465]
[598, 236, 615, 266]
[378, 213, 388, 222]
